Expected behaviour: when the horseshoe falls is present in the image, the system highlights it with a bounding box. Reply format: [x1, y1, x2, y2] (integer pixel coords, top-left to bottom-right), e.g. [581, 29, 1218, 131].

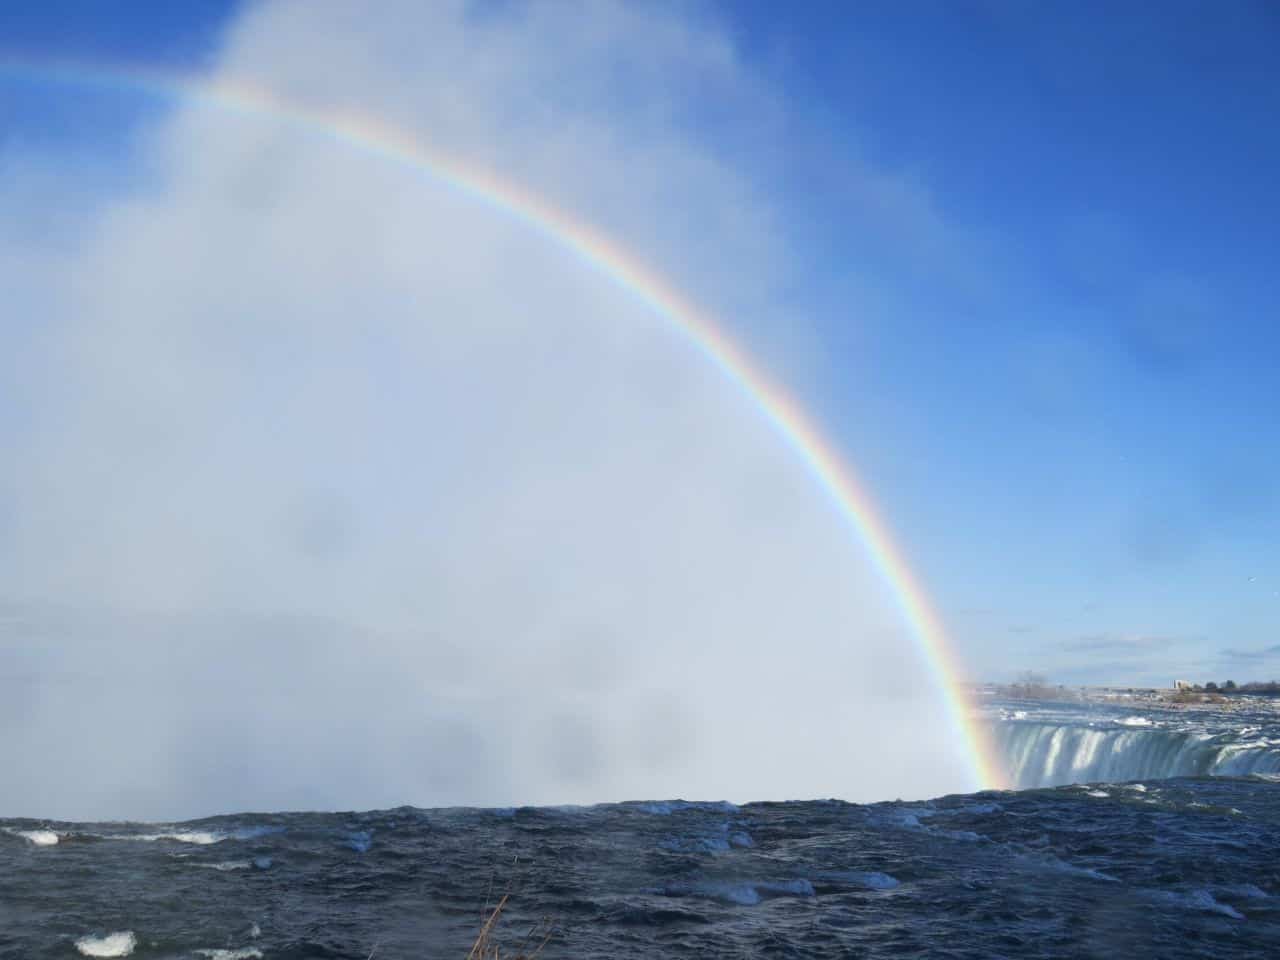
[985, 701, 1280, 789]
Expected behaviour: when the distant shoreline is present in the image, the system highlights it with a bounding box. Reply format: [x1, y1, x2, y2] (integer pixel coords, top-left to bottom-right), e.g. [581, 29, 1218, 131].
[968, 682, 1280, 713]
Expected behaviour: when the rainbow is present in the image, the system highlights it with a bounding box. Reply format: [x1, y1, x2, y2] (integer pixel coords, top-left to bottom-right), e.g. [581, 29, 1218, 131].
[0, 56, 1005, 791]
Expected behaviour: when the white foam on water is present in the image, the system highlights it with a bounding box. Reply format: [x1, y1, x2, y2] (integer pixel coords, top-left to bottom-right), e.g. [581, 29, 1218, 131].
[1216, 883, 1270, 900]
[194, 949, 264, 960]
[919, 802, 1002, 818]
[699, 883, 760, 906]
[8, 828, 59, 845]
[104, 830, 224, 845]
[659, 878, 815, 905]
[75, 932, 137, 958]
[637, 800, 740, 816]
[1087, 790, 1110, 798]
[818, 870, 900, 890]
[94, 824, 277, 845]
[858, 872, 900, 889]
[1118, 716, 1153, 727]
[637, 802, 674, 815]
[875, 809, 924, 829]
[247, 923, 262, 939]
[755, 879, 816, 897]
[345, 831, 372, 852]
[195, 860, 251, 871]
[1011, 850, 1118, 883]
[1151, 889, 1244, 920]
[662, 836, 732, 853]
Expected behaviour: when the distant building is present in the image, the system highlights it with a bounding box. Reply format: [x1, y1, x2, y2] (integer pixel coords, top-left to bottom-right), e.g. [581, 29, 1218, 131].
[1173, 679, 1192, 691]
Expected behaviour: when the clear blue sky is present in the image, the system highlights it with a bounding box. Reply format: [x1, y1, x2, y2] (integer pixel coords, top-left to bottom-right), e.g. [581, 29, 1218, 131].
[729, 1, 1280, 685]
[2, 0, 1277, 687]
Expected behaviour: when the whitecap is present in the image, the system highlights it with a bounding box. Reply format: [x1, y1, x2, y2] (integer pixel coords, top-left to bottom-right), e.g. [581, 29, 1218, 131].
[1216, 883, 1270, 900]
[1151, 889, 1244, 920]
[9, 828, 59, 846]
[876, 809, 924, 829]
[157, 830, 223, 844]
[755, 879, 816, 897]
[194, 860, 251, 871]
[919, 802, 1002, 818]
[106, 830, 224, 845]
[75, 932, 136, 958]
[857, 872, 900, 889]
[345, 831, 372, 852]
[1013, 851, 1118, 883]
[637, 800, 738, 815]
[660, 878, 815, 905]
[695, 882, 760, 906]
[659, 836, 731, 853]
[104, 825, 277, 845]
[818, 870, 900, 890]
[194, 949, 264, 960]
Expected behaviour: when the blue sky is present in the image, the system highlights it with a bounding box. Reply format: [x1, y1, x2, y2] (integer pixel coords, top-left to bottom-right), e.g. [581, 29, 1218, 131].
[733, 0, 1280, 684]
[2, 0, 1278, 693]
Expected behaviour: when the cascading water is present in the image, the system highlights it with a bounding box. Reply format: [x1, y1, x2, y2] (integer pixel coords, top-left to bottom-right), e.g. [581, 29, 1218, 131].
[985, 706, 1280, 789]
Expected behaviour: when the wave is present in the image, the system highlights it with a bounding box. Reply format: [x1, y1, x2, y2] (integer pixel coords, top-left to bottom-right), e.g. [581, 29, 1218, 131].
[6, 828, 59, 845]
[95, 825, 282, 845]
[989, 719, 1280, 788]
[814, 870, 900, 889]
[635, 800, 740, 815]
[345, 831, 372, 852]
[1149, 889, 1244, 920]
[656, 878, 815, 905]
[96, 829, 223, 844]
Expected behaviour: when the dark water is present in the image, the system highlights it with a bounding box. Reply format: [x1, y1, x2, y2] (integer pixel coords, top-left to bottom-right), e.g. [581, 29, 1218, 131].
[5, 778, 1280, 959]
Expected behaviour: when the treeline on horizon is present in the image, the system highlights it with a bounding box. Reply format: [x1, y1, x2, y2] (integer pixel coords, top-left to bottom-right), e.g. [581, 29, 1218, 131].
[990, 673, 1280, 701]
[1179, 680, 1280, 696]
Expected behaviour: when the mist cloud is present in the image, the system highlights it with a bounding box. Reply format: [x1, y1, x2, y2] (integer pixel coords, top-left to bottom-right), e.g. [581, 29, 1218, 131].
[0, 0, 972, 819]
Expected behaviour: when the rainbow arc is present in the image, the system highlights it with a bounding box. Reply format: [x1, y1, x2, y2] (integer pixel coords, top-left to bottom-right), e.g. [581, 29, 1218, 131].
[0, 56, 1005, 791]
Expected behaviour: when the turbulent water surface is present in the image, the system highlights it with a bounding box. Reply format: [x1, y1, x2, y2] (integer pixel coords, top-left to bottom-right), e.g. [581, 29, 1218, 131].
[5, 774, 1280, 959]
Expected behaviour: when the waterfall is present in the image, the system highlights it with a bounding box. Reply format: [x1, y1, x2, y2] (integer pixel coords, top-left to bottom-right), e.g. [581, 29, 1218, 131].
[988, 720, 1280, 789]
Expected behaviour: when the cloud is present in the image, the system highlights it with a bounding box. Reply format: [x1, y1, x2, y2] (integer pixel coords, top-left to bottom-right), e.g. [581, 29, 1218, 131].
[1059, 634, 1182, 653]
[1220, 644, 1280, 662]
[0, 0, 973, 819]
